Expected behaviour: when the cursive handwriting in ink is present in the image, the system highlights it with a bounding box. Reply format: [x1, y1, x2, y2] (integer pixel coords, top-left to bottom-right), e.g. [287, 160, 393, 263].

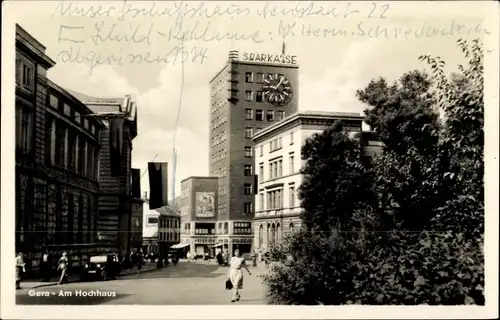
[161, 20, 263, 43]
[90, 22, 155, 46]
[53, 1, 116, 17]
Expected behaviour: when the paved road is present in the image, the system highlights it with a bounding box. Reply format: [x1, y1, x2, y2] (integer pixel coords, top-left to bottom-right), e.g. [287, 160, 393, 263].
[16, 261, 268, 305]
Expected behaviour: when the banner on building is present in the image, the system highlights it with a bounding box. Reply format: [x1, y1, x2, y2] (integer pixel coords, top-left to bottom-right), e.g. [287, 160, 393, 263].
[195, 192, 215, 218]
[131, 168, 141, 198]
[148, 162, 168, 210]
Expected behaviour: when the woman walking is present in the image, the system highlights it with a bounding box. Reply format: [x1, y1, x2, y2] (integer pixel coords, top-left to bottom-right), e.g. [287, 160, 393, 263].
[57, 252, 69, 285]
[16, 252, 26, 289]
[228, 249, 251, 303]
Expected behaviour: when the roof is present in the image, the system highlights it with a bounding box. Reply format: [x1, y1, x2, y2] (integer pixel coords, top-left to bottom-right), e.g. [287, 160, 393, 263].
[252, 110, 363, 142]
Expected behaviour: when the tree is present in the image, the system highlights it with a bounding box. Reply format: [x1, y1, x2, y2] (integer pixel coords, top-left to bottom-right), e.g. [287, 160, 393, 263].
[298, 122, 375, 232]
[356, 70, 446, 229]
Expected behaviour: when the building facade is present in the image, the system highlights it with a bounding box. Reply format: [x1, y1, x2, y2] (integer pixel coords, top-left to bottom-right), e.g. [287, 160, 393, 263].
[15, 24, 104, 274]
[252, 111, 382, 250]
[179, 177, 220, 255]
[66, 90, 139, 257]
[142, 193, 159, 255]
[157, 197, 181, 257]
[208, 50, 299, 255]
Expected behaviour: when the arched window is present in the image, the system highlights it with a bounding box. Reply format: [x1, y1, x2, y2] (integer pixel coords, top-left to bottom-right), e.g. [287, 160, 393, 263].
[271, 223, 276, 247]
[258, 225, 263, 248]
[276, 223, 281, 244]
[266, 223, 270, 247]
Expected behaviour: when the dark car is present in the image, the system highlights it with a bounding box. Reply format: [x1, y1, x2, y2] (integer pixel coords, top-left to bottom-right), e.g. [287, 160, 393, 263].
[82, 254, 121, 281]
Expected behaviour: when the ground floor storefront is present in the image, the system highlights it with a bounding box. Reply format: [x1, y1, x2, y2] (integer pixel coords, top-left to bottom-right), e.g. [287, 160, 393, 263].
[180, 235, 254, 257]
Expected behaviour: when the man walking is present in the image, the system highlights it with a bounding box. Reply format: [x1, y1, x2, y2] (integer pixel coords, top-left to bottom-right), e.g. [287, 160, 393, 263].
[41, 249, 52, 282]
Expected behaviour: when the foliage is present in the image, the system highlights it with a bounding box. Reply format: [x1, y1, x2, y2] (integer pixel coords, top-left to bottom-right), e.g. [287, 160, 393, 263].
[262, 39, 485, 306]
[298, 122, 376, 231]
[356, 70, 447, 229]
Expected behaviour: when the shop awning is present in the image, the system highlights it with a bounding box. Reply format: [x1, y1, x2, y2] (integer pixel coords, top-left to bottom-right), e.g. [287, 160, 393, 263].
[170, 243, 190, 249]
[212, 243, 223, 248]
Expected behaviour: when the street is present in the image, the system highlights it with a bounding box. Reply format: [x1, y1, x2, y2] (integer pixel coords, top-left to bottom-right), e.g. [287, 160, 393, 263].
[16, 261, 268, 305]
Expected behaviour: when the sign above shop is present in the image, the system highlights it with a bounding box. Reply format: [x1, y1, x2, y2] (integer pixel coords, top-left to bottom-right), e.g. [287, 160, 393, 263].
[241, 52, 298, 65]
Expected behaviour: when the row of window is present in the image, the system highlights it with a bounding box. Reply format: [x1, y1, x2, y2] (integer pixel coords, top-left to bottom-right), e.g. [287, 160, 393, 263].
[211, 78, 226, 97]
[212, 115, 228, 130]
[158, 218, 179, 229]
[258, 186, 296, 211]
[46, 117, 99, 180]
[258, 132, 295, 157]
[211, 148, 228, 164]
[211, 98, 228, 115]
[49, 94, 98, 137]
[211, 167, 228, 178]
[257, 222, 296, 249]
[211, 130, 228, 148]
[258, 154, 295, 182]
[159, 232, 179, 242]
[245, 108, 285, 122]
[245, 72, 285, 84]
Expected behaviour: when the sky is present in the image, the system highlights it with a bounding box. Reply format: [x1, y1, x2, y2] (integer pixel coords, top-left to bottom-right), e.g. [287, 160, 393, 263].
[7, 0, 496, 200]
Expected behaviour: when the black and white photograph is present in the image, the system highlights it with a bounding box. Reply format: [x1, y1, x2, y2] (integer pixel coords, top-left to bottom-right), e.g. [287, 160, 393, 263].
[1, 0, 498, 319]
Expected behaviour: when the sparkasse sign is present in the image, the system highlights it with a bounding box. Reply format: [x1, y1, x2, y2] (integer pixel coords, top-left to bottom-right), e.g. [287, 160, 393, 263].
[241, 52, 298, 65]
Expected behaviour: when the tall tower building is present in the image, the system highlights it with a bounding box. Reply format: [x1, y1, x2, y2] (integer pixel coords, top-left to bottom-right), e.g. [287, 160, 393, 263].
[209, 50, 299, 255]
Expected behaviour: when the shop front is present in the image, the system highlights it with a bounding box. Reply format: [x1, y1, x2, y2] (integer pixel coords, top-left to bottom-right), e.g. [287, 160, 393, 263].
[230, 237, 253, 256]
[192, 236, 217, 258]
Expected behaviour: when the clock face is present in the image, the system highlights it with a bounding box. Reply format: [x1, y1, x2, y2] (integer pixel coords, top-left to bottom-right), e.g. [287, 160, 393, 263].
[262, 73, 293, 106]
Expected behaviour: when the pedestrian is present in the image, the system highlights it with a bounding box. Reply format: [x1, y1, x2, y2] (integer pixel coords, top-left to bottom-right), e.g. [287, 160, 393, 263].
[57, 252, 69, 285]
[40, 249, 52, 282]
[251, 250, 257, 267]
[228, 249, 252, 303]
[16, 252, 26, 290]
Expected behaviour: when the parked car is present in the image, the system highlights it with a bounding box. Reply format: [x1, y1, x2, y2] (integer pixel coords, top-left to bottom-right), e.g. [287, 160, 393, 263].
[82, 254, 121, 281]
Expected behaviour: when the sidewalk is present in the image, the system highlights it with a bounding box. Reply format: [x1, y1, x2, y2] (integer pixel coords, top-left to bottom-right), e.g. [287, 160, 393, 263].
[20, 263, 159, 290]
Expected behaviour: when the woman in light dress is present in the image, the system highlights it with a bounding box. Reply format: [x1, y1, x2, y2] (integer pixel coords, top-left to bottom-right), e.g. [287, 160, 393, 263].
[57, 252, 69, 285]
[228, 249, 252, 302]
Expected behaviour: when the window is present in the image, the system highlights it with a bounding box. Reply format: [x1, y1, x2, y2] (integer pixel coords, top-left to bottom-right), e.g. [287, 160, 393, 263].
[245, 109, 253, 120]
[289, 186, 295, 207]
[256, 91, 263, 102]
[256, 73, 264, 83]
[15, 106, 33, 156]
[278, 159, 283, 177]
[49, 95, 58, 109]
[64, 104, 71, 117]
[244, 164, 252, 176]
[267, 110, 274, 122]
[267, 189, 283, 210]
[234, 222, 252, 234]
[245, 72, 254, 83]
[21, 63, 35, 91]
[243, 203, 253, 214]
[270, 137, 283, 152]
[148, 217, 158, 224]
[244, 146, 252, 157]
[75, 111, 81, 123]
[255, 110, 263, 121]
[244, 183, 252, 195]
[268, 158, 283, 179]
[290, 132, 294, 145]
[277, 110, 285, 121]
[290, 154, 295, 173]
[259, 165, 264, 181]
[259, 193, 264, 210]
[245, 127, 253, 139]
[245, 91, 253, 101]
